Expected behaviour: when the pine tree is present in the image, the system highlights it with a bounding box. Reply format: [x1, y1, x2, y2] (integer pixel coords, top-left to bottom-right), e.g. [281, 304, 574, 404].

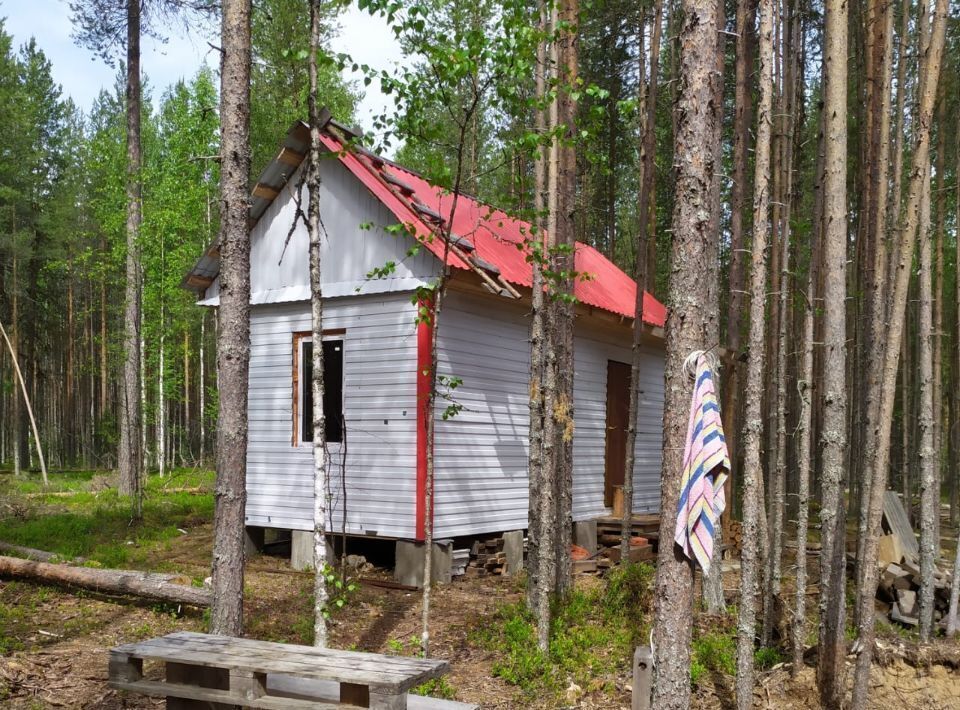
[649, 0, 723, 704]
[209, 0, 253, 637]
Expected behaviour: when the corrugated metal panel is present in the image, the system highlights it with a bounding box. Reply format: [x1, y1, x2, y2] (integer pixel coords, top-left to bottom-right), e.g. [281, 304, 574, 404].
[431, 291, 664, 539]
[244, 296, 419, 537]
[318, 131, 666, 326]
[193, 152, 439, 307]
[185, 120, 667, 328]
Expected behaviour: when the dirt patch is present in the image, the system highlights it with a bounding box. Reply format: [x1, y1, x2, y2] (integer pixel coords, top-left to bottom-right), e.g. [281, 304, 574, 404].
[1, 524, 959, 709]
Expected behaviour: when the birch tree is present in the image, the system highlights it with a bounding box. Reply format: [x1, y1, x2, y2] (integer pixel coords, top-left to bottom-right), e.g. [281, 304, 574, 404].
[307, 0, 329, 648]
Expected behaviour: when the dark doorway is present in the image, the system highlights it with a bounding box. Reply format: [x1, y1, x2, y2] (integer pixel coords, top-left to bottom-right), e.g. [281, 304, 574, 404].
[604, 360, 632, 507]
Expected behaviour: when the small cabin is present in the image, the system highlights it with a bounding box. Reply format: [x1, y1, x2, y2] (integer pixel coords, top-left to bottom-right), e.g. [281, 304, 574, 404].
[183, 116, 667, 573]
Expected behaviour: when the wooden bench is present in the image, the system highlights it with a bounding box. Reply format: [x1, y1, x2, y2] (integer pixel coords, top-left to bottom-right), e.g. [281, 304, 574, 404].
[108, 631, 466, 709]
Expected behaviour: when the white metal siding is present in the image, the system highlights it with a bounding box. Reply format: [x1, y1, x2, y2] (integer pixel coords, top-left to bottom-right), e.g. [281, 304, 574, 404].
[245, 296, 419, 537]
[201, 156, 439, 305]
[431, 290, 664, 538]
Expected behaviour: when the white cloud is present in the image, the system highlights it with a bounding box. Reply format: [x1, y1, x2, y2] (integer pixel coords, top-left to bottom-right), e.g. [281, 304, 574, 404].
[330, 3, 405, 151]
[1, 0, 405, 147]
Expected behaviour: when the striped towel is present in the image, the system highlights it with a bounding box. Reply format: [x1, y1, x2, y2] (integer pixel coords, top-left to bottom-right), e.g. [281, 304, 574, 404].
[674, 353, 730, 573]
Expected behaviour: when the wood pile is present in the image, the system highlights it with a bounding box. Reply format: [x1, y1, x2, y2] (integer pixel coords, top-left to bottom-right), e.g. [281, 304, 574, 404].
[466, 537, 514, 576]
[875, 534, 953, 628]
[728, 521, 743, 554]
[873, 493, 953, 628]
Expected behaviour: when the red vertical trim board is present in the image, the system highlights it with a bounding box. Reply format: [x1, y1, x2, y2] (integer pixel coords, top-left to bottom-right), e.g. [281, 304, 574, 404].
[415, 297, 434, 541]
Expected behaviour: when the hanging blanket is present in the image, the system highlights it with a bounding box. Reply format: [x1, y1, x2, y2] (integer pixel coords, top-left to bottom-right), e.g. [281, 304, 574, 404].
[674, 353, 730, 573]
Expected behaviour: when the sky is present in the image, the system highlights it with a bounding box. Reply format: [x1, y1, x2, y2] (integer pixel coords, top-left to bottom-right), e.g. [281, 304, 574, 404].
[0, 0, 404, 138]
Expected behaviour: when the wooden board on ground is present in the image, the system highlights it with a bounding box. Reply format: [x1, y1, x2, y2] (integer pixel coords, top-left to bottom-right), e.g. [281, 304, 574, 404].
[882, 490, 919, 560]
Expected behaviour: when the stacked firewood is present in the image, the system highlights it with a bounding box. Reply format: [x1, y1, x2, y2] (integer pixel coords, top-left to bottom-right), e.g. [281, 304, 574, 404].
[467, 537, 507, 576]
[876, 534, 954, 628]
[728, 521, 743, 554]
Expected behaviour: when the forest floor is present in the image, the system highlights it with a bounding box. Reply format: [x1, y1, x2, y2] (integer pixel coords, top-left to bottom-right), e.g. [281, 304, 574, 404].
[0, 469, 959, 708]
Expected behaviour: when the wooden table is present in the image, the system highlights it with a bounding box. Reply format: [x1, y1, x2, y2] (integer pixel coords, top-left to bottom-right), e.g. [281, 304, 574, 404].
[108, 631, 451, 709]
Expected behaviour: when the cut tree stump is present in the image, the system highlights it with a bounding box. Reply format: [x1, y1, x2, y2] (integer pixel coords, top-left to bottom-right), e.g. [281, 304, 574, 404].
[0, 555, 210, 606]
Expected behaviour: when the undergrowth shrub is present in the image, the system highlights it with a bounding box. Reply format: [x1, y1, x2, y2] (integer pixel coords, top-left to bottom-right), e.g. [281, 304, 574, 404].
[690, 631, 736, 685]
[473, 563, 654, 702]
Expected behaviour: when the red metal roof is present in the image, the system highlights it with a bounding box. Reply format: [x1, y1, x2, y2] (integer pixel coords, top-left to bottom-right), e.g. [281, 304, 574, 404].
[320, 131, 667, 328]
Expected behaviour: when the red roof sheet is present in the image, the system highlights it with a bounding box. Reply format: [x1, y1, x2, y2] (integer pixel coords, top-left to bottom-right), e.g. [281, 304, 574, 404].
[320, 131, 667, 328]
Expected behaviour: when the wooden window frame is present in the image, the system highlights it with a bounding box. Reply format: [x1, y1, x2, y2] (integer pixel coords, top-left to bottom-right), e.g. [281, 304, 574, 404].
[292, 328, 346, 447]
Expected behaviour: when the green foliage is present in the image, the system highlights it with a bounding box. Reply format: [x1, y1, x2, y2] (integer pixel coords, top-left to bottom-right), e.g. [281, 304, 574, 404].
[602, 562, 654, 644]
[690, 631, 736, 686]
[250, 0, 358, 178]
[0, 469, 214, 567]
[317, 564, 359, 620]
[413, 676, 457, 699]
[473, 572, 653, 702]
[754, 645, 785, 670]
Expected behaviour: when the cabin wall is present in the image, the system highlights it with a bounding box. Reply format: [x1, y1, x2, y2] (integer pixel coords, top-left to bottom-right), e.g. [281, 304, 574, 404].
[200, 156, 439, 306]
[245, 295, 420, 538]
[431, 289, 664, 539]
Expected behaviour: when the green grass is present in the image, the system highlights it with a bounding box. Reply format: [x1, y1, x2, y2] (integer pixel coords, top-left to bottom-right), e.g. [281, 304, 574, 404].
[0, 468, 213, 568]
[413, 677, 457, 699]
[690, 631, 736, 686]
[471, 563, 654, 703]
[0, 582, 58, 654]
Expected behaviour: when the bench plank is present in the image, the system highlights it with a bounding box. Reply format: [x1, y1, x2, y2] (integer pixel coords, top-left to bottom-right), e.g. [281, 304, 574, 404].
[116, 633, 448, 692]
[110, 679, 342, 710]
[123, 633, 443, 676]
[169, 632, 444, 674]
[267, 676, 479, 710]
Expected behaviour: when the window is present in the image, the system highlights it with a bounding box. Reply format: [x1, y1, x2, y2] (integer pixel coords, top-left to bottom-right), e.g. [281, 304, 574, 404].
[297, 337, 344, 444]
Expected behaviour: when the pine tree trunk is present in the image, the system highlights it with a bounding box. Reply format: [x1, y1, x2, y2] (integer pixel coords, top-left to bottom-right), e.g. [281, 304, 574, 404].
[307, 0, 329, 649]
[792, 224, 818, 675]
[902, 323, 912, 524]
[622, 0, 662, 563]
[917, 165, 936, 641]
[735, 0, 773, 700]
[118, 0, 143, 510]
[722, 0, 757, 522]
[953, 112, 960, 528]
[158, 326, 166, 478]
[200, 312, 206, 465]
[764, 0, 797, 639]
[815, 0, 850, 699]
[12, 250, 20, 478]
[931, 105, 945, 549]
[701, 0, 726, 614]
[210, 0, 252, 639]
[551, 0, 577, 598]
[649, 0, 723, 701]
[184, 331, 191, 460]
[99, 246, 108, 427]
[66, 262, 74, 464]
[850, 0, 948, 702]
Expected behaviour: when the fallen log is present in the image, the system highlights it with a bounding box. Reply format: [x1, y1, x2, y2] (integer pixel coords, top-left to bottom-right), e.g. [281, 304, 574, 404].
[0, 555, 211, 607]
[0, 542, 78, 562]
